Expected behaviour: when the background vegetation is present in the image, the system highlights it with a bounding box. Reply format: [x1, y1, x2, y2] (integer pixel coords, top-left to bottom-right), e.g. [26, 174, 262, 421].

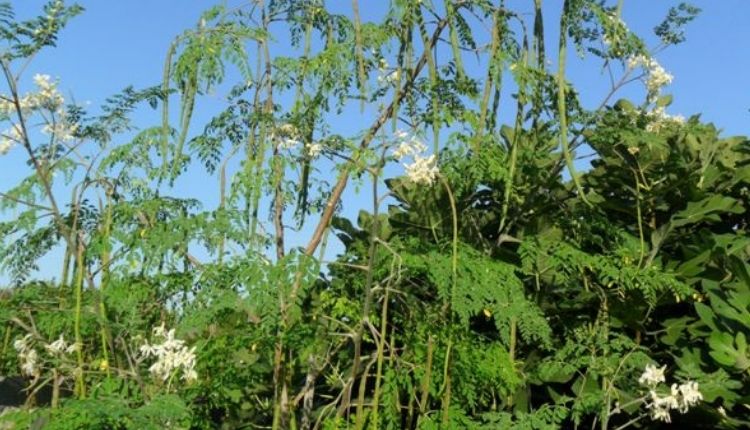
[0, 1, 748, 428]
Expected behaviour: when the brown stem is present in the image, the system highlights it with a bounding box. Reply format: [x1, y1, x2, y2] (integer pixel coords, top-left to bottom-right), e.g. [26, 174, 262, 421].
[303, 19, 448, 258]
[0, 60, 71, 247]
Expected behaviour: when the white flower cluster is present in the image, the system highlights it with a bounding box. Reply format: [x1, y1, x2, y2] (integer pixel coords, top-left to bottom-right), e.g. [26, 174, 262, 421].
[0, 74, 66, 113]
[376, 57, 400, 86]
[139, 323, 198, 383]
[44, 334, 77, 356]
[13, 335, 40, 377]
[271, 123, 323, 158]
[272, 123, 301, 150]
[645, 106, 685, 133]
[0, 124, 23, 155]
[627, 55, 673, 103]
[0, 74, 78, 156]
[12, 333, 78, 377]
[638, 363, 666, 385]
[638, 363, 702, 423]
[306, 142, 323, 158]
[0, 74, 64, 115]
[392, 130, 439, 186]
[42, 117, 78, 142]
[32, 74, 65, 109]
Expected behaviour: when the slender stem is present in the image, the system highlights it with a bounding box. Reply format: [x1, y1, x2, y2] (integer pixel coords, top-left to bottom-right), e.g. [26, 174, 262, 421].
[613, 413, 647, 430]
[303, 19, 448, 258]
[370, 282, 390, 429]
[440, 175, 459, 311]
[440, 339, 453, 427]
[51, 368, 60, 408]
[0, 60, 71, 246]
[633, 170, 646, 267]
[0, 192, 53, 211]
[217, 144, 240, 263]
[417, 335, 434, 421]
[507, 316, 517, 408]
[98, 194, 113, 377]
[73, 232, 86, 399]
[351, 166, 381, 424]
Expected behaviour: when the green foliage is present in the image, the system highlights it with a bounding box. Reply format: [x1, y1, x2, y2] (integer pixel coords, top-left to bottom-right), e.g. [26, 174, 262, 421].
[1, 1, 745, 429]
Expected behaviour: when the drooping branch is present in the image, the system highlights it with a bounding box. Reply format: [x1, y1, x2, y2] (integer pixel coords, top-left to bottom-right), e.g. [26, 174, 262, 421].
[303, 18, 449, 257]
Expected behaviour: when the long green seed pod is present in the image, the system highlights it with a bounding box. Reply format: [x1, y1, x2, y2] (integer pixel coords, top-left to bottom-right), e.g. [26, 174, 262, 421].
[352, 0, 367, 112]
[416, 6, 440, 153]
[444, 0, 465, 81]
[557, 0, 590, 205]
[478, 6, 502, 145]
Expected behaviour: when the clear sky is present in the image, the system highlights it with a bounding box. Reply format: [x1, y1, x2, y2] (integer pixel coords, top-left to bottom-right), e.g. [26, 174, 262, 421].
[2, 0, 749, 282]
[9, 1, 746, 134]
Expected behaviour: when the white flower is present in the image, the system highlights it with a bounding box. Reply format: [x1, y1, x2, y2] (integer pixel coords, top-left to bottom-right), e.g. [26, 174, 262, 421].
[646, 387, 679, 422]
[392, 142, 413, 160]
[0, 124, 23, 155]
[0, 138, 14, 155]
[393, 129, 410, 142]
[677, 381, 702, 412]
[305, 142, 323, 158]
[13, 335, 40, 377]
[391, 130, 427, 160]
[390, 130, 440, 185]
[20, 349, 39, 377]
[645, 107, 685, 133]
[140, 324, 198, 383]
[377, 58, 400, 86]
[32, 74, 65, 108]
[638, 363, 702, 423]
[44, 334, 76, 355]
[626, 55, 642, 70]
[639, 364, 666, 387]
[0, 96, 14, 115]
[649, 404, 672, 423]
[627, 55, 673, 102]
[33, 74, 53, 89]
[404, 154, 439, 186]
[272, 123, 303, 150]
[13, 335, 31, 352]
[42, 118, 78, 142]
[646, 62, 673, 95]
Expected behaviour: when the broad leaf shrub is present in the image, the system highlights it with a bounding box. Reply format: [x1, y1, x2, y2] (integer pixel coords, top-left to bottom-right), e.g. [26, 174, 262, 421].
[0, 0, 746, 429]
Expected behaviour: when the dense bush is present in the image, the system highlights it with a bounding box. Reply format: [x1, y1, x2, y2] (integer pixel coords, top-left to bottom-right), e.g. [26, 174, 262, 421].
[0, 1, 747, 429]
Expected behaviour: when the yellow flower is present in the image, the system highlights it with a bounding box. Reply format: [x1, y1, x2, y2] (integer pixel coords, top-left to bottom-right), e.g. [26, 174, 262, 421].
[483, 309, 492, 318]
[99, 359, 109, 372]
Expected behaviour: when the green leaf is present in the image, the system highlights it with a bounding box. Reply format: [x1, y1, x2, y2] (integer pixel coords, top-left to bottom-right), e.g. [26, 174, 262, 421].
[694, 302, 718, 331]
[671, 195, 744, 229]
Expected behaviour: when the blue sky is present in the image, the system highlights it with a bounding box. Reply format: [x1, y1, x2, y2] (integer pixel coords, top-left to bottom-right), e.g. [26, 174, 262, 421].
[2, 0, 749, 283]
[8, 0, 745, 135]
